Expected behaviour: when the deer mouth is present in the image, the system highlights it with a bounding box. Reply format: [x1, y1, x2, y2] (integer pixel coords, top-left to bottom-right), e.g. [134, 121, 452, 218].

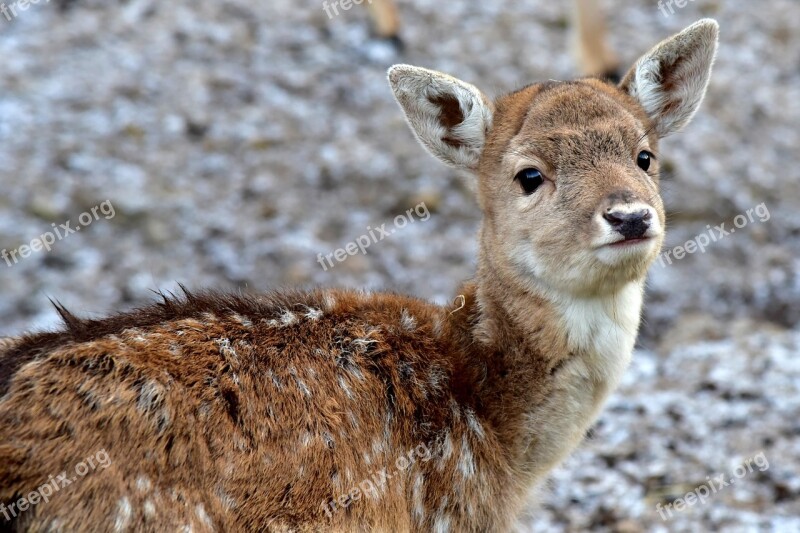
[607, 236, 652, 247]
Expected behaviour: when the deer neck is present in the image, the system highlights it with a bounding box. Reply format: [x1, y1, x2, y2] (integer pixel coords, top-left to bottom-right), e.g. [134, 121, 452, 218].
[463, 245, 646, 481]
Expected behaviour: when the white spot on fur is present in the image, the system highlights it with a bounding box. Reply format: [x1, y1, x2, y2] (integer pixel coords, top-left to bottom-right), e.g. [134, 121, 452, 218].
[400, 309, 417, 331]
[266, 369, 282, 389]
[427, 366, 446, 393]
[338, 375, 354, 399]
[458, 436, 475, 479]
[347, 364, 365, 381]
[301, 431, 312, 447]
[448, 399, 461, 421]
[433, 496, 451, 533]
[195, 504, 213, 528]
[371, 438, 385, 457]
[383, 419, 393, 448]
[289, 366, 311, 397]
[322, 293, 337, 311]
[137, 380, 163, 409]
[464, 408, 485, 440]
[216, 338, 238, 361]
[136, 476, 151, 493]
[280, 310, 297, 325]
[114, 497, 132, 532]
[143, 500, 156, 518]
[351, 337, 377, 353]
[216, 487, 236, 510]
[412, 473, 426, 523]
[231, 313, 252, 328]
[438, 431, 453, 471]
[348, 410, 360, 429]
[305, 307, 323, 320]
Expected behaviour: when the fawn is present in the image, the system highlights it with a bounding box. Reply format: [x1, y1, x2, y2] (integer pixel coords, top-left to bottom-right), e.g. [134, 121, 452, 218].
[0, 19, 718, 533]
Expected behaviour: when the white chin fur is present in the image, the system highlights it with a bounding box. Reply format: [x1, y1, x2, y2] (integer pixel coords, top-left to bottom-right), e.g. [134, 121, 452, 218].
[593, 237, 658, 266]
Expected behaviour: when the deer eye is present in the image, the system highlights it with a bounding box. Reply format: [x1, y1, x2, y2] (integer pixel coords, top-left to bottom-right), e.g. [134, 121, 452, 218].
[637, 151, 654, 171]
[514, 168, 544, 195]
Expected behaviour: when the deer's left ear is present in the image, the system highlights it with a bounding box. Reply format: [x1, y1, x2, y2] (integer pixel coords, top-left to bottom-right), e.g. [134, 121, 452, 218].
[620, 19, 719, 137]
[388, 65, 494, 171]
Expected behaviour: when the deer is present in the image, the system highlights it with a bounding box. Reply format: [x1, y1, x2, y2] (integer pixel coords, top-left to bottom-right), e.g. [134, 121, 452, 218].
[347, 0, 617, 63]
[0, 18, 718, 532]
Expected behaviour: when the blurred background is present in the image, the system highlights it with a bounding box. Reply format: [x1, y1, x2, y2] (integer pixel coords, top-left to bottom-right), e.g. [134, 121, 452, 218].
[0, 0, 798, 530]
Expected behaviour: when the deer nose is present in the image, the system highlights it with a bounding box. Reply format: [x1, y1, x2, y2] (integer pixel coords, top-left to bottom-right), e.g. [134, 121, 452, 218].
[603, 209, 651, 240]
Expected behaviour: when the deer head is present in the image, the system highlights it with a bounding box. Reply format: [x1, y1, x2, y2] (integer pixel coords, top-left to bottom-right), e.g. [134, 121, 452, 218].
[388, 19, 718, 298]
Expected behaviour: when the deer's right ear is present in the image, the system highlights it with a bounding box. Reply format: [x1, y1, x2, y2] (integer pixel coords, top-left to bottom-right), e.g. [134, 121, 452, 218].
[388, 65, 493, 171]
[620, 19, 719, 137]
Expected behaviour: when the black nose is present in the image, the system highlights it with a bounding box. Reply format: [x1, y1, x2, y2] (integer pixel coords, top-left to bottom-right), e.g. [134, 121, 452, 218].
[603, 209, 651, 240]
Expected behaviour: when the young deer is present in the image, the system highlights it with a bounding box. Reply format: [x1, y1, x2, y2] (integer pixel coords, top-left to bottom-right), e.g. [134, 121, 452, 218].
[0, 20, 718, 532]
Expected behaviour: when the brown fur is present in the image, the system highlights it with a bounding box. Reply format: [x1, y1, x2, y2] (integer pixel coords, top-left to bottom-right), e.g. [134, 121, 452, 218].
[1, 287, 545, 531]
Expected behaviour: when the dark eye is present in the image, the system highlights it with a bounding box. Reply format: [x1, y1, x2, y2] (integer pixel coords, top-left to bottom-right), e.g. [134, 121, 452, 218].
[514, 168, 544, 195]
[637, 151, 654, 171]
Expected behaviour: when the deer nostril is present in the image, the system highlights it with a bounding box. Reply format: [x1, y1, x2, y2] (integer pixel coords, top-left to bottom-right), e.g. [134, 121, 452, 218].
[602, 211, 624, 226]
[603, 209, 651, 240]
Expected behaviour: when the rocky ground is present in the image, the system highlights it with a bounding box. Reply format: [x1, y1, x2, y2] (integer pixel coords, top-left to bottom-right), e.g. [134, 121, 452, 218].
[0, 0, 797, 530]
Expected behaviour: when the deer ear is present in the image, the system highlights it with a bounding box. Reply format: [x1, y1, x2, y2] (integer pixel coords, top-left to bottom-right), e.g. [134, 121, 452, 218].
[620, 19, 719, 137]
[388, 65, 493, 171]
